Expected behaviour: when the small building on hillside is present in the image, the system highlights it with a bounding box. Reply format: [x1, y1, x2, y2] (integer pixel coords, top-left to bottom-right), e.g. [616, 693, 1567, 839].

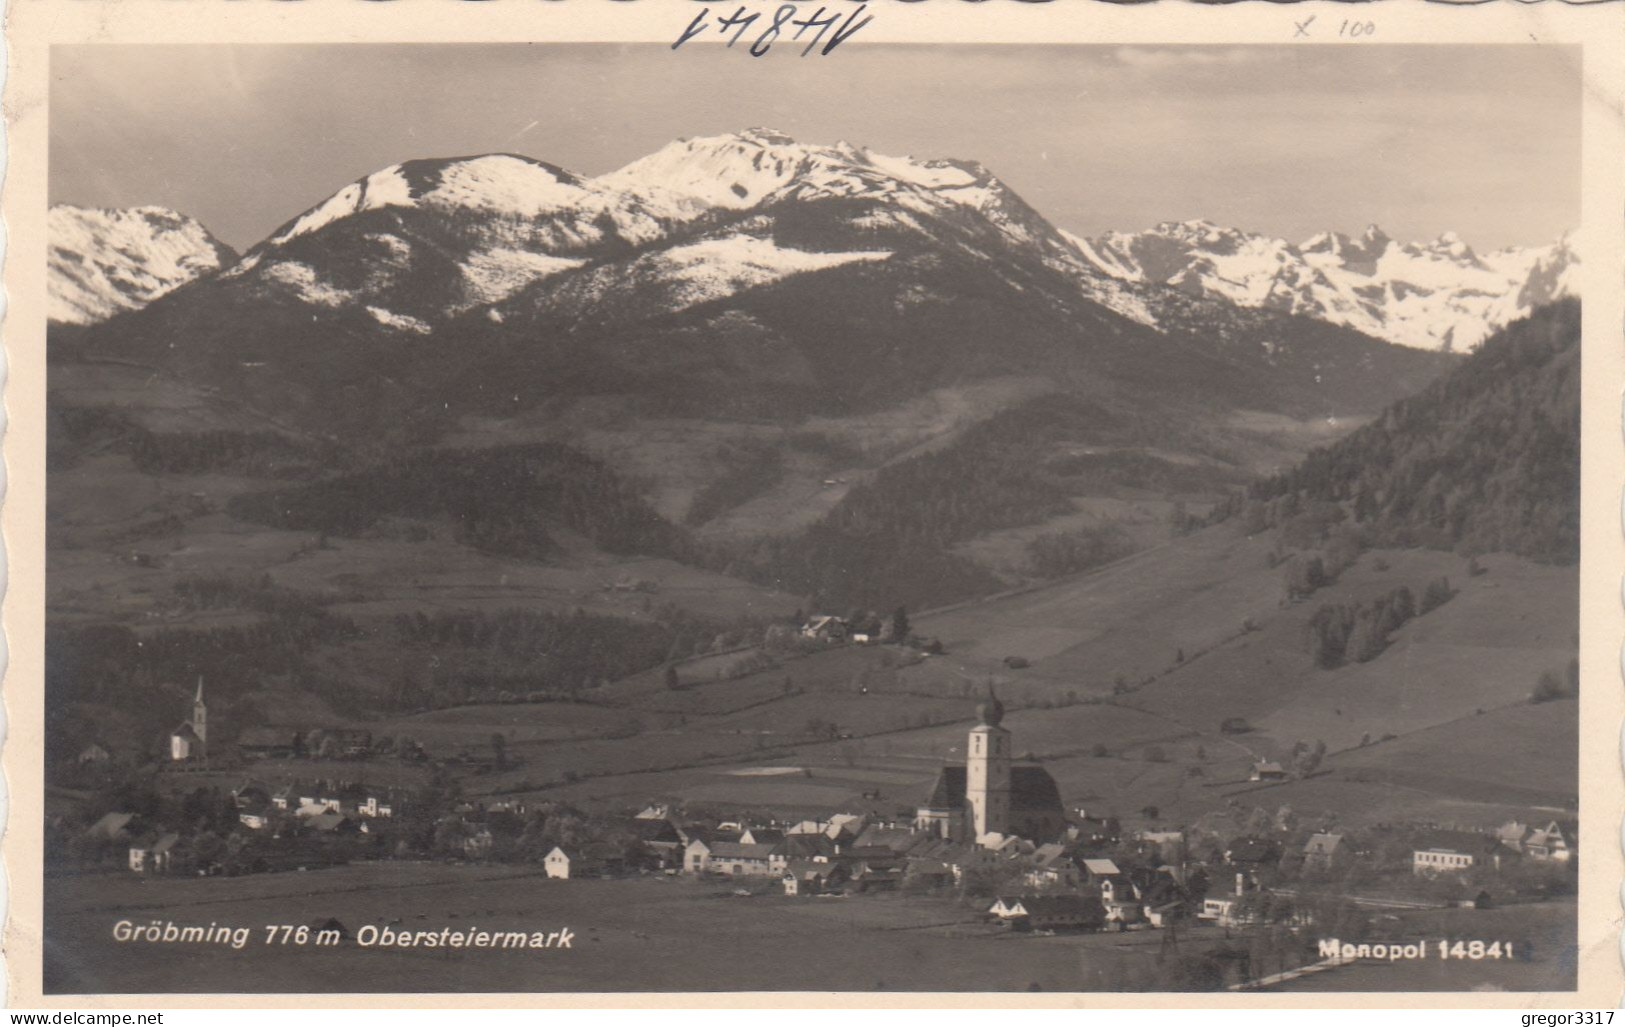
[1250, 761, 1287, 782]
[1302, 833, 1345, 872]
[800, 616, 848, 643]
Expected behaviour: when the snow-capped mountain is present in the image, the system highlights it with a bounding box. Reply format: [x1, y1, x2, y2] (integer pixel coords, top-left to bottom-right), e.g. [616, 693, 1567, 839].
[1072, 219, 1577, 351]
[209, 128, 1150, 331]
[71, 129, 1452, 438]
[49, 204, 236, 325]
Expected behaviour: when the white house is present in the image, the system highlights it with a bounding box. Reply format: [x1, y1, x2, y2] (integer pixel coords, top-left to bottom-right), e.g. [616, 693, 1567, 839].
[544, 846, 573, 879]
[129, 833, 180, 873]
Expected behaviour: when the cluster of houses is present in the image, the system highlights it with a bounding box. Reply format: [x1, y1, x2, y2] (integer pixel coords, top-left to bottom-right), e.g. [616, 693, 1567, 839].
[82, 777, 414, 875]
[232, 779, 407, 834]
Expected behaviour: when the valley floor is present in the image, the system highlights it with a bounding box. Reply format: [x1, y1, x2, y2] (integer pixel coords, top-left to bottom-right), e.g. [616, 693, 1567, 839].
[42, 867, 1575, 995]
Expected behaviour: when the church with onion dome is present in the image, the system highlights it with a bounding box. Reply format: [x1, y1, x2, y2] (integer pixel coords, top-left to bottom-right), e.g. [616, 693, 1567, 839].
[913, 687, 1067, 847]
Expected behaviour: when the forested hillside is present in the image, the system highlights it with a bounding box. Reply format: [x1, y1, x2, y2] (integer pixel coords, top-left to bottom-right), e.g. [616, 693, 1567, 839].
[228, 444, 686, 561]
[720, 395, 1246, 610]
[1249, 300, 1579, 563]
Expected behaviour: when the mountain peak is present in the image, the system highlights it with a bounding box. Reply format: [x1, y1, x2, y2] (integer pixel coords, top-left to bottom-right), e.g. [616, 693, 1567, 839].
[735, 126, 797, 146]
[49, 203, 236, 325]
[259, 153, 591, 249]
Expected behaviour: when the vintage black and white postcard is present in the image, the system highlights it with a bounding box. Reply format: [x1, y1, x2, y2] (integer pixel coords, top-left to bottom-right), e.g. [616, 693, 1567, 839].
[4, 0, 1621, 1008]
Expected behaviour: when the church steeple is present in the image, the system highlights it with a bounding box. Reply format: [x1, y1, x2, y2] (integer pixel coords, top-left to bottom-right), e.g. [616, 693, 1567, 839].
[966, 683, 1011, 841]
[192, 676, 207, 747]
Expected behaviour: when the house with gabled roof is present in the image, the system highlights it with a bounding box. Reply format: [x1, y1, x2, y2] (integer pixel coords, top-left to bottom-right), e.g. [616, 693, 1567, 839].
[705, 841, 781, 877]
[782, 860, 849, 896]
[85, 812, 138, 841]
[129, 833, 181, 873]
[1302, 832, 1345, 872]
[1024, 843, 1080, 889]
[1250, 760, 1287, 782]
[1523, 821, 1573, 863]
[988, 894, 1105, 932]
[800, 615, 848, 642]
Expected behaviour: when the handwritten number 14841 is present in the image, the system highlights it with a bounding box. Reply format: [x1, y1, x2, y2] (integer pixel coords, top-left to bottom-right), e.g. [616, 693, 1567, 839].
[675, 5, 873, 57]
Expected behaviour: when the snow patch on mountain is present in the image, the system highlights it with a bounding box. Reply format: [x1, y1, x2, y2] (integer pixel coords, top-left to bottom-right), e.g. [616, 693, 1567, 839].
[261, 260, 356, 308]
[49, 204, 236, 325]
[461, 249, 587, 305]
[366, 305, 432, 334]
[649, 236, 891, 313]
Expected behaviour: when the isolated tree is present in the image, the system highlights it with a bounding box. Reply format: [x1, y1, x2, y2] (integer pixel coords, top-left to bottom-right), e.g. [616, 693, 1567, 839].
[490, 732, 507, 770]
[664, 664, 682, 691]
[889, 605, 910, 644]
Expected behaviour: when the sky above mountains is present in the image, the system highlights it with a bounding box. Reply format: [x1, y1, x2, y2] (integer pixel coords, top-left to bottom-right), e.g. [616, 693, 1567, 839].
[51, 43, 1579, 253]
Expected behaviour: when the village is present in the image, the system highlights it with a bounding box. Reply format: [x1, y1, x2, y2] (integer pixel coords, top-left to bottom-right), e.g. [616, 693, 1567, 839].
[56, 657, 1576, 984]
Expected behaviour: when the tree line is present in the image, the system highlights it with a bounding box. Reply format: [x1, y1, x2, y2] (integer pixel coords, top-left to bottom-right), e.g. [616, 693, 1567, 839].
[1248, 301, 1579, 564]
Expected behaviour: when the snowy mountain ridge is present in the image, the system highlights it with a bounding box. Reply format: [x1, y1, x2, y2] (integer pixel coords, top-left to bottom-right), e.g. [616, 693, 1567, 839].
[52, 130, 1571, 355]
[1072, 218, 1577, 351]
[48, 205, 237, 325]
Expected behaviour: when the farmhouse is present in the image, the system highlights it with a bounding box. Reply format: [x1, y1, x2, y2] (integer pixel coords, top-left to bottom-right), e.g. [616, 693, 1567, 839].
[915, 689, 1066, 846]
[1501, 820, 1572, 862]
[988, 894, 1105, 932]
[1024, 843, 1080, 889]
[782, 860, 849, 896]
[625, 818, 684, 865]
[1302, 832, 1345, 872]
[800, 616, 848, 643]
[128, 833, 181, 873]
[709, 842, 782, 876]
[1524, 822, 1572, 862]
[1099, 874, 1143, 925]
[1250, 760, 1287, 782]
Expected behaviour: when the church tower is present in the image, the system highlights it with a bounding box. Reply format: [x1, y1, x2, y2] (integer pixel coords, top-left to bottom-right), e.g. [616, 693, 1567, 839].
[192, 677, 207, 749]
[966, 685, 1011, 841]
